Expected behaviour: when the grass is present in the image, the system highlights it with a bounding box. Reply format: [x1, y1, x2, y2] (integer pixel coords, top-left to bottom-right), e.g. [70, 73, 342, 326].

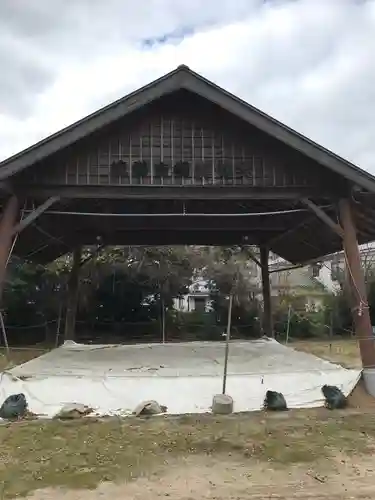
[291, 338, 361, 368]
[0, 339, 368, 498]
[0, 347, 48, 371]
[0, 410, 375, 498]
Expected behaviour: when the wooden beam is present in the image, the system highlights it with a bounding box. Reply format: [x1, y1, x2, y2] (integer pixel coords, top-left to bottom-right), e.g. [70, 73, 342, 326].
[38, 221, 290, 232]
[302, 198, 344, 238]
[245, 248, 261, 268]
[260, 245, 274, 338]
[354, 210, 375, 237]
[0, 195, 18, 303]
[16, 184, 333, 201]
[12, 196, 60, 235]
[0, 181, 13, 195]
[64, 246, 82, 342]
[269, 263, 305, 274]
[267, 215, 314, 247]
[339, 198, 375, 370]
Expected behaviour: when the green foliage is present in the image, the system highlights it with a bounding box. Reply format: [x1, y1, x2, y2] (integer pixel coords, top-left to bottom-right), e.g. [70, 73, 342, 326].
[11, 244, 375, 344]
[172, 311, 222, 341]
[274, 309, 325, 339]
[4, 259, 63, 327]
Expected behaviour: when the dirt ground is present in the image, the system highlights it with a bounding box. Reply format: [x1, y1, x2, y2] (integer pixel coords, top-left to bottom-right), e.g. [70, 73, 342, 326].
[25, 454, 375, 500]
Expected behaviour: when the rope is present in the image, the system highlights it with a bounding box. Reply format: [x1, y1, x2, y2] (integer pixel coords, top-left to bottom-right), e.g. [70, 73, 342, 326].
[342, 247, 369, 316]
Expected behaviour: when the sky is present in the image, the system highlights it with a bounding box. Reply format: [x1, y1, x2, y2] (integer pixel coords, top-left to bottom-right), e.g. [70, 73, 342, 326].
[0, 0, 375, 172]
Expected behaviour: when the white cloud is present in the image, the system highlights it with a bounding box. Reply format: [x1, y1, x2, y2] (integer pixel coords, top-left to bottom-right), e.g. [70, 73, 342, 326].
[0, 0, 375, 173]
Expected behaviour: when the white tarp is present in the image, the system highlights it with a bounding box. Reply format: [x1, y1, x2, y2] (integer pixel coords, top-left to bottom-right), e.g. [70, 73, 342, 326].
[0, 339, 361, 418]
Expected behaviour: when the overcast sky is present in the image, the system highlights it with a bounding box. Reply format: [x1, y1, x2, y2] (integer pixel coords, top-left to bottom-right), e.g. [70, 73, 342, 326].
[0, 0, 374, 172]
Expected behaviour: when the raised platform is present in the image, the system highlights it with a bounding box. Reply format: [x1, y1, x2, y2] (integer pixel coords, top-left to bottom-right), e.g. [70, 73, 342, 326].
[0, 339, 361, 418]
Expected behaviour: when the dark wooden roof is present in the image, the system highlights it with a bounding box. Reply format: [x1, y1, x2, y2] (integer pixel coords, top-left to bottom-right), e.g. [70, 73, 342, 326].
[1, 64, 375, 265]
[1, 64, 375, 191]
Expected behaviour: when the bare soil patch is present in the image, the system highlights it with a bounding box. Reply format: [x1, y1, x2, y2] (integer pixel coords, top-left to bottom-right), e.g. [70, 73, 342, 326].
[25, 454, 375, 500]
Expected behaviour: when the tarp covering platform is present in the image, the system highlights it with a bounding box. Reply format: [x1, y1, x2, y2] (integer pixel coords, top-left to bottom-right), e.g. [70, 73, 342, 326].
[0, 339, 361, 418]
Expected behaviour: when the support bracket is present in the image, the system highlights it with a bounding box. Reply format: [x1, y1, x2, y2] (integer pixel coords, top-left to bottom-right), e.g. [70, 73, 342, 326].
[12, 196, 60, 236]
[301, 198, 344, 238]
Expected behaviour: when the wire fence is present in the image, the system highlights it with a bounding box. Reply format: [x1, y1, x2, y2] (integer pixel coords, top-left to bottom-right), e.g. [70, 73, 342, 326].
[0, 314, 366, 348]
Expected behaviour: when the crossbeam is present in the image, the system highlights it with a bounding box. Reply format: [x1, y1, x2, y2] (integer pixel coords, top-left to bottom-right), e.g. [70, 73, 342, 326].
[16, 185, 333, 201]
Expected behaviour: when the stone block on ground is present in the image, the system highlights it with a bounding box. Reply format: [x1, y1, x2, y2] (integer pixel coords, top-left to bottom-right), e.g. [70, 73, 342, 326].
[133, 400, 167, 416]
[212, 394, 233, 414]
[54, 403, 93, 420]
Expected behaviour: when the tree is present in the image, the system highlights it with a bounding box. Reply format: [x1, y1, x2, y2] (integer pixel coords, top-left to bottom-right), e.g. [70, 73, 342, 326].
[199, 246, 261, 336]
[3, 257, 65, 344]
[78, 245, 198, 341]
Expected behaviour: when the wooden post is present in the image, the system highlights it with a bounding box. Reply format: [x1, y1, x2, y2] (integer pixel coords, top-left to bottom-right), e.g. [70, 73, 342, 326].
[339, 198, 375, 369]
[260, 245, 274, 338]
[0, 195, 19, 303]
[64, 246, 82, 342]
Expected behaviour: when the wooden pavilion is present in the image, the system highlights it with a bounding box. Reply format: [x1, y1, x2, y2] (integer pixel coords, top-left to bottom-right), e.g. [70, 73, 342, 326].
[0, 64, 374, 368]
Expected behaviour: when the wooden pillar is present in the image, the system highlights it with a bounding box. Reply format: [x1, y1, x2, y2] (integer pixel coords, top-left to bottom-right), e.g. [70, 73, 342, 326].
[339, 198, 375, 369]
[0, 195, 19, 303]
[64, 246, 82, 342]
[260, 245, 273, 338]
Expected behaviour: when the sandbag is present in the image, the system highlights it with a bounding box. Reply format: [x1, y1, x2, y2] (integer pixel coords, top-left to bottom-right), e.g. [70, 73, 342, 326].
[321, 385, 347, 410]
[263, 390, 288, 411]
[0, 393, 28, 420]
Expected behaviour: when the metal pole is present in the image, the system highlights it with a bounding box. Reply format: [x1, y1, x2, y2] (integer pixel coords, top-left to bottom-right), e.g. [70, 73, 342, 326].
[161, 296, 166, 344]
[0, 311, 9, 358]
[286, 304, 292, 344]
[260, 245, 274, 338]
[329, 310, 333, 355]
[222, 293, 233, 395]
[55, 302, 63, 348]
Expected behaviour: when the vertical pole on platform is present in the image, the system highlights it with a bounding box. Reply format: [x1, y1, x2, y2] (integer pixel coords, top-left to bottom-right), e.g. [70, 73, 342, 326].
[222, 293, 233, 395]
[64, 246, 82, 342]
[161, 296, 166, 344]
[0, 312, 9, 358]
[285, 304, 292, 344]
[260, 245, 273, 338]
[339, 198, 375, 369]
[55, 302, 63, 347]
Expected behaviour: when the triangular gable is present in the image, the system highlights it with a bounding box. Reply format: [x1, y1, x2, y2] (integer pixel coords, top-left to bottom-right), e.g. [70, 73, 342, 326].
[1, 64, 375, 192]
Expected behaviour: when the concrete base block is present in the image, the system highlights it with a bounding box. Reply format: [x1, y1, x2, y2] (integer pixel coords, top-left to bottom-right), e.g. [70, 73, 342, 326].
[212, 394, 234, 414]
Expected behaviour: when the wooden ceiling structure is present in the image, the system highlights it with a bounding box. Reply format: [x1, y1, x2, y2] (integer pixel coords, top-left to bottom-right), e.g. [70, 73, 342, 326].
[0, 64, 374, 367]
[0, 65, 375, 264]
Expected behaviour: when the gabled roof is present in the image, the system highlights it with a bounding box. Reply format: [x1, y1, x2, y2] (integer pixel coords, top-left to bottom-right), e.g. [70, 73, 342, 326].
[1, 64, 375, 191]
